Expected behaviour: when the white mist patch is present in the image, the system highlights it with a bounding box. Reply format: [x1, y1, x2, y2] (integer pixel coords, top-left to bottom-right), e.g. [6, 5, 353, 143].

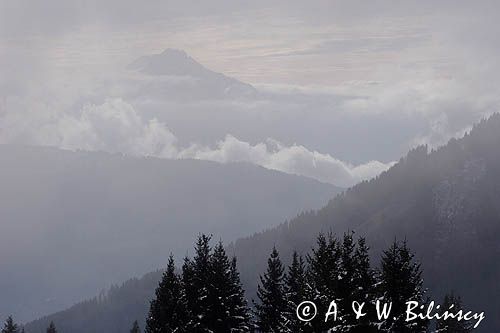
[180, 135, 394, 187]
[57, 99, 179, 158]
[47, 98, 393, 187]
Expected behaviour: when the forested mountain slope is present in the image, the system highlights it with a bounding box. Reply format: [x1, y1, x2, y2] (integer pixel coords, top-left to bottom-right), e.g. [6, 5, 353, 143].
[231, 114, 500, 332]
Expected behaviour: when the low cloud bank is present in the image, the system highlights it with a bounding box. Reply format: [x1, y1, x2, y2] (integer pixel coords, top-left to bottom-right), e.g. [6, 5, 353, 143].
[53, 98, 393, 187]
[180, 135, 394, 187]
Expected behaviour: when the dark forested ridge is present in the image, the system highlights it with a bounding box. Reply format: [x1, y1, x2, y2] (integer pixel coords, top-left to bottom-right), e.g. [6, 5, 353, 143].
[0, 145, 340, 323]
[231, 114, 500, 332]
[24, 114, 500, 332]
[23, 271, 162, 333]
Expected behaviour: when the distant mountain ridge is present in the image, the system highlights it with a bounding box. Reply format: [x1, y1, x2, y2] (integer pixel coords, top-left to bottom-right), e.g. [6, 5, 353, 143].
[128, 49, 216, 77]
[127, 49, 257, 99]
[25, 114, 500, 332]
[0, 145, 340, 323]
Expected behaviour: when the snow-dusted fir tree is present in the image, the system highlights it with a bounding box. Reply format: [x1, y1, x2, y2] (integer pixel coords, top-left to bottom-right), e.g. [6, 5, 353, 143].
[208, 241, 233, 332]
[184, 234, 212, 332]
[208, 242, 251, 332]
[337, 232, 358, 330]
[181, 235, 251, 332]
[337, 233, 379, 332]
[435, 293, 472, 333]
[305, 233, 341, 332]
[228, 257, 252, 332]
[378, 240, 428, 332]
[146, 255, 187, 333]
[284, 251, 307, 332]
[351, 237, 378, 332]
[254, 246, 288, 332]
[1, 317, 18, 333]
[46, 321, 57, 333]
[129, 321, 141, 333]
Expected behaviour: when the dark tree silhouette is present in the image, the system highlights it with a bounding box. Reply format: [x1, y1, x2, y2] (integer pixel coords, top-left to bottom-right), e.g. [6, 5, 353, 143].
[184, 234, 212, 332]
[254, 246, 287, 332]
[1, 317, 18, 333]
[350, 237, 378, 332]
[284, 251, 307, 332]
[227, 257, 252, 332]
[306, 233, 341, 332]
[378, 239, 428, 332]
[207, 242, 251, 332]
[146, 255, 187, 333]
[46, 321, 57, 333]
[130, 320, 141, 333]
[146, 235, 252, 332]
[338, 232, 358, 329]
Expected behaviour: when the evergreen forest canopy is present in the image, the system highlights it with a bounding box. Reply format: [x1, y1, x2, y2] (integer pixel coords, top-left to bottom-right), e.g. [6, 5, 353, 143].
[16, 234, 473, 333]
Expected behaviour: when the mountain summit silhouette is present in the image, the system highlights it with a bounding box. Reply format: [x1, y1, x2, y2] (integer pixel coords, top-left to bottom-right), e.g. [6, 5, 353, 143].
[127, 48, 257, 98]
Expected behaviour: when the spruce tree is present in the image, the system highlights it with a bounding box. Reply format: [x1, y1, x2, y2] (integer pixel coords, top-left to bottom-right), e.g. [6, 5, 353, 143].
[435, 292, 472, 333]
[306, 233, 341, 332]
[338, 232, 358, 330]
[1, 317, 18, 333]
[130, 320, 141, 333]
[146, 255, 187, 333]
[351, 237, 378, 333]
[181, 235, 251, 332]
[181, 255, 195, 327]
[284, 251, 307, 332]
[378, 239, 428, 332]
[46, 321, 57, 333]
[227, 256, 252, 332]
[254, 246, 287, 332]
[207, 241, 232, 332]
[184, 234, 213, 332]
[208, 242, 251, 332]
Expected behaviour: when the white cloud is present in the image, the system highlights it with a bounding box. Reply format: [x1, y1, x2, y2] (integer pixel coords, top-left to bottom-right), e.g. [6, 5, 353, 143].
[7, 97, 390, 187]
[179, 135, 394, 187]
[57, 99, 179, 158]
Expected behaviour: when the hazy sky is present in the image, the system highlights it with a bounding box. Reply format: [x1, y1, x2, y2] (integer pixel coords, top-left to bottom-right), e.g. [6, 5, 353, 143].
[1, 0, 500, 186]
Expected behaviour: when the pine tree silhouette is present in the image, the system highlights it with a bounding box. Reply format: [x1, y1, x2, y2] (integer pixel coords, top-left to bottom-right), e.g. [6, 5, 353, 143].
[338, 232, 358, 329]
[184, 234, 212, 332]
[177, 235, 251, 332]
[46, 321, 57, 333]
[284, 251, 307, 332]
[227, 257, 252, 332]
[208, 242, 251, 332]
[146, 255, 187, 333]
[181, 255, 195, 328]
[208, 241, 233, 332]
[1, 317, 18, 333]
[350, 237, 378, 332]
[306, 233, 341, 332]
[254, 246, 287, 332]
[378, 239, 428, 332]
[130, 320, 141, 333]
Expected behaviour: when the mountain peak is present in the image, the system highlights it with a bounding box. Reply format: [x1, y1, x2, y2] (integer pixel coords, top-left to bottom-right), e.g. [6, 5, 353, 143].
[128, 48, 209, 77]
[127, 49, 257, 98]
[160, 48, 188, 57]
